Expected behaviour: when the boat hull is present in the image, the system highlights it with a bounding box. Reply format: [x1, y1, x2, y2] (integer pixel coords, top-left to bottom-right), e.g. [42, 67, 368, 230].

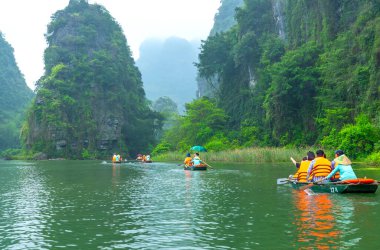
[184, 164, 207, 171]
[291, 181, 378, 194]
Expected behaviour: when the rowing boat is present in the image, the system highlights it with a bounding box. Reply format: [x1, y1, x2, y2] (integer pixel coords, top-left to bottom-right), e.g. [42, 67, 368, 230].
[289, 178, 378, 193]
[184, 163, 207, 171]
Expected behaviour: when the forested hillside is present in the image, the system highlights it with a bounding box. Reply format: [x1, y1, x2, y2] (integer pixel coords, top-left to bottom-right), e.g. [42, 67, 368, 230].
[23, 0, 161, 159]
[197, 0, 244, 98]
[0, 33, 34, 151]
[159, 0, 380, 159]
[136, 37, 199, 112]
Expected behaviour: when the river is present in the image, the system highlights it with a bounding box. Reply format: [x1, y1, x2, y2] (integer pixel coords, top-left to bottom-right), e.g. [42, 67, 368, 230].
[1, 160, 380, 249]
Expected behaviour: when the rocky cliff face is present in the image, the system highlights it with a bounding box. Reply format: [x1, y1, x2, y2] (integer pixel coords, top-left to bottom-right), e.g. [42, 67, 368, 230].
[24, 0, 160, 158]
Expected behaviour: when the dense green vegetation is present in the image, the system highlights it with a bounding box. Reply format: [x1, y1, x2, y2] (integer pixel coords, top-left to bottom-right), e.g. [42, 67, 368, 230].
[2, 0, 379, 162]
[156, 0, 380, 161]
[0, 33, 34, 152]
[22, 0, 161, 159]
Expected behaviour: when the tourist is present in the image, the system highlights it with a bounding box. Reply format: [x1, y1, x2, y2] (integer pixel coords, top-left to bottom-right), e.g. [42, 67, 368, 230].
[307, 149, 332, 182]
[145, 154, 151, 162]
[323, 150, 357, 181]
[292, 151, 315, 182]
[184, 153, 192, 166]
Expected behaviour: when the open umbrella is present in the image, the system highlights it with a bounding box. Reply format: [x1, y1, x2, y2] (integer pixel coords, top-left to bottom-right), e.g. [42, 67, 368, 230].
[190, 145, 207, 152]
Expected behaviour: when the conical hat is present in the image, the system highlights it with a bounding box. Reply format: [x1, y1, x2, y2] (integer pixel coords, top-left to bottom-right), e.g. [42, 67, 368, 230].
[334, 155, 352, 165]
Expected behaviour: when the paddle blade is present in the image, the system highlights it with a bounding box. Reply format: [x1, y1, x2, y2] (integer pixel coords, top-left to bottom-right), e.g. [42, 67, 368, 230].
[277, 178, 289, 185]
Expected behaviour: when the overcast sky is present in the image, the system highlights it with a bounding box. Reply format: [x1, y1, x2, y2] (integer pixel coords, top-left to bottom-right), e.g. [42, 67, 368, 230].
[0, 0, 220, 90]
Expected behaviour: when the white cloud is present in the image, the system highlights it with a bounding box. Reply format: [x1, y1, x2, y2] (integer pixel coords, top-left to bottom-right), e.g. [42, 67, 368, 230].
[0, 0, 220, 90]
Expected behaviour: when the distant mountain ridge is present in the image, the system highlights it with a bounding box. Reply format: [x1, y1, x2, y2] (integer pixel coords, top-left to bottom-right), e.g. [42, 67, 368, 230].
[136, 37, 199, 112]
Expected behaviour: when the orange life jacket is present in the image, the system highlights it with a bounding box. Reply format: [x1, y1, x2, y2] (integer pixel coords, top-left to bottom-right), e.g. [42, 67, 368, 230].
[331, 162, 341, 180]
[184, 157, 193, 166]
[293, 160, 311, 182]
[308, 157, 332, 181]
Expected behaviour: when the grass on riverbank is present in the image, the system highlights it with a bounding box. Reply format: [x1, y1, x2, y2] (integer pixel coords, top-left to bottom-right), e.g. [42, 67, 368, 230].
[153, 147, 315, 164]
[153, 147, 380, 167]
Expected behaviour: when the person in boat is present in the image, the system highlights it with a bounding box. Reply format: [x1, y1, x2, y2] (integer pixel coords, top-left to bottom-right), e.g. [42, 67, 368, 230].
[306, 149, 332, 182]
[191, 153, 203, 167]
[115, 154, 121, 162]
[291, 156, 307, 169]
[323, 150, 357, 181]
[184, 153, 193, 167]
[145, 154, 151, 162]
[291, 151, 315, 183]
[112, 153, 117, 163]
[136, 154, 143, 161]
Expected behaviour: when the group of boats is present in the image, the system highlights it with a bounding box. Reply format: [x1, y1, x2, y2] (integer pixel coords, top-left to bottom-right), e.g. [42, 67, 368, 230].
[278, 177, 379, 194]
[112, 159, 152, 164]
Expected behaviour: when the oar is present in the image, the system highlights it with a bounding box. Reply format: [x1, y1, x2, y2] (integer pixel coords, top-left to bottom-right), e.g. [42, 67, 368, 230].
[277, 178, 289, 185]
[299, 182, 315, 190]
[290, 157, 297, 166]
[202, 161, 213, 169]
[299, 179, 325, 190]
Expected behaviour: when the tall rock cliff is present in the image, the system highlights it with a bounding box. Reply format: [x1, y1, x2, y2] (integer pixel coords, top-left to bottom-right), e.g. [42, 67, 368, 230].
[196, 0, 380, 146]
[0, 33, 34, 150]
[23, 0, 161, 159]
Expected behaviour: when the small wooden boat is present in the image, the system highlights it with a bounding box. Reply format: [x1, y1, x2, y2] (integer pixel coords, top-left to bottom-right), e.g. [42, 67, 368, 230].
[184, 163, 207, 171]
[290, 178, 378, 194]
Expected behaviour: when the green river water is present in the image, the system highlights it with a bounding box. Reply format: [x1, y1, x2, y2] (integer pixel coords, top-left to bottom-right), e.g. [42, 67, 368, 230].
[1, 160, 380, 249]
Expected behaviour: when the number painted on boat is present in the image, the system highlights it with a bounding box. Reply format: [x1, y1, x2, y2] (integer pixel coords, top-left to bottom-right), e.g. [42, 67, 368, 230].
[330, 187, 338, 193]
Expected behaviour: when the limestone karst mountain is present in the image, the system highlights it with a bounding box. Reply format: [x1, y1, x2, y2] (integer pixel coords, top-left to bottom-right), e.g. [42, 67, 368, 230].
[23, 0, 161, 159]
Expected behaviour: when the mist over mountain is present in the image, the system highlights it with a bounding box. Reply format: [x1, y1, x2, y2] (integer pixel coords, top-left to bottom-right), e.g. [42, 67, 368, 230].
[136, 37, 200, 112]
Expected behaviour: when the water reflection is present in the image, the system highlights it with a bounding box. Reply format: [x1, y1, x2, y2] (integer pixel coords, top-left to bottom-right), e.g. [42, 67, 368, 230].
[292, 190, 360, 249]
[0, 163, 52, 249]
[1, 161, 379, 249]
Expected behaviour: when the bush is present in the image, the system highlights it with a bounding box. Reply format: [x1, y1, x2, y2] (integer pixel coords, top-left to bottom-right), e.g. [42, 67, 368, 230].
[332, 115, 380, 159]
[152, 141, 172, 155]
[81, 149, 92, 159]
[0, 148, 23, 160]
[365, 152, 380, 165]
[205, 135, 233, 152]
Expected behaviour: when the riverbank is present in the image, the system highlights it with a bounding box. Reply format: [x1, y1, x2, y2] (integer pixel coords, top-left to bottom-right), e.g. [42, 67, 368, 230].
[153, 147, 380, 167]
[154, 147, 312, 163]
